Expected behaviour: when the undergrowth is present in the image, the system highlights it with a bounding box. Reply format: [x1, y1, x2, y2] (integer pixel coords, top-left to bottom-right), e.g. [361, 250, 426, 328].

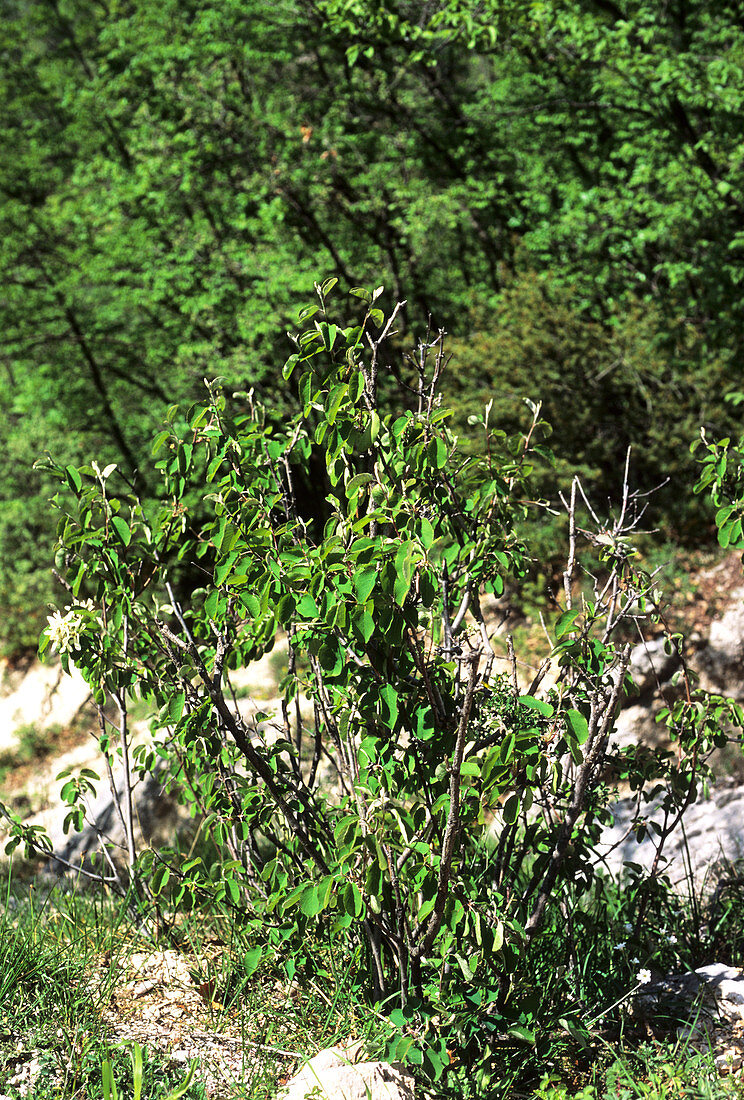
[2, 862, 744, 1099]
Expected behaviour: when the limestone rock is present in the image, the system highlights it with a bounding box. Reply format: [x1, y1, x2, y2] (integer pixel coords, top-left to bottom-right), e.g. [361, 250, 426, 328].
[632, 962, 744, 1036]
[697, 586, 744, 696]
[627, 637, 680, 698]
[612, 702, 667, 751]
[47, 767, 180, 872]
[598, 780, 744, 888]
[278, 1046, 416, 1100]
[0, 659, 89, 752]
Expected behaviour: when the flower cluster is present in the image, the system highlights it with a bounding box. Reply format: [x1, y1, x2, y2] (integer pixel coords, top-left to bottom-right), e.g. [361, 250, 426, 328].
[45, 602, 100, 655]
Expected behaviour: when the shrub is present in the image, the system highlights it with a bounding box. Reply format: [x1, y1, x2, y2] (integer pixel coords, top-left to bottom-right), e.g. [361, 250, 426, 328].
[5, 284, 739, 1089]
[444, 271, 734, 547]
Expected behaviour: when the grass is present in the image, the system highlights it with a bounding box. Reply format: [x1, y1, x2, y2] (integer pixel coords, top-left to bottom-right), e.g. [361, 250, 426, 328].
[529, 1034, 744, 1100]
[0, 875, 209, 1099]
[0, 866, 391, 1100]
[1, 874, 743, 1100]
[2, 816, 744, 1096]
[0, 723, 60, 786]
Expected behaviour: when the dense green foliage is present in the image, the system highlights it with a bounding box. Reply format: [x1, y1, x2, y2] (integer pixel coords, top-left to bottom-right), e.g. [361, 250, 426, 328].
[5, 289, 738, 1093]
[3, 0, 744, 651]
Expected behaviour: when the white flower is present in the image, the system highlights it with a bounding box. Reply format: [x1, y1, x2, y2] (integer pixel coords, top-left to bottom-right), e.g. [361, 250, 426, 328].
[613, 941, 626, 951]
[636, 968, 652, 985]
[668, 934, 678, 945]
[624, 921, 633, 933]
[45, 603, 100, 655]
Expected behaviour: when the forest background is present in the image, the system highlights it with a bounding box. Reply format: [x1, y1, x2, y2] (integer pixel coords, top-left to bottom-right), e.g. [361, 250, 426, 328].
[4, 0, 744, 658]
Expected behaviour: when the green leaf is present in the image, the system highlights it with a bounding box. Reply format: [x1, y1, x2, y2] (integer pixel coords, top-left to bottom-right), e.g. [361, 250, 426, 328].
[343, 882, 363, 918]
[519, 695, 554, 717]
[111, 516, 131, 547]
[349, 287, 372, 303]
[417, 895, 436, 923]
[326, 381, 347, 425]
[394, 572, 412, 606]
[508, 1025, 536, 1044]
[502, 792, 520, 824]
[320, 276, 338, 297]
[317, 875, 335, 911]
[318, 637, 342, 672]
[300, 885, 322, 917]
[168, 692, 185, 724]
[555, 607, 581, 639]
[65, 465, 82, 493]
[277, 593, 296, 625]
[353, 567, 377, 604]
[152, 430, 171, 456]
[214, 552, 238, 586]
[393, 542, 418, 605]
[427, 438, 448, 469]
[379, 683, 399, 727]
[565, 708, 590, 744]
[358, 609, 374, 643]
[493, 920, 504, 951]
[455, 953, 475, 981]
[319, 322, 339, 351]
[102, 1059, 118, 1100]
[346, 473, 373, 499]
[419, 516, 435, 549]
[243, 946, 263, 979]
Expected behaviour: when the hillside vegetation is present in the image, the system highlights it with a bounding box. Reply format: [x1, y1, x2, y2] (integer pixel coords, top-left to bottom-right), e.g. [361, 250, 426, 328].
[6, 3, 744, 1097]
[3, 0, 744, 650]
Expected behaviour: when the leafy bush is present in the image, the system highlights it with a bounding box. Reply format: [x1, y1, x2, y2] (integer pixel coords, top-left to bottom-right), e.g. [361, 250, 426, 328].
[444, 271, 734, 546]
[8, 285, 740, 1090]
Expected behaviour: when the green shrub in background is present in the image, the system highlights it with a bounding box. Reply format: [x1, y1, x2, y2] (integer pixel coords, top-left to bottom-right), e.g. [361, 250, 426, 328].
[7, 286, 741, 1094]
[445, 270, 732, 547]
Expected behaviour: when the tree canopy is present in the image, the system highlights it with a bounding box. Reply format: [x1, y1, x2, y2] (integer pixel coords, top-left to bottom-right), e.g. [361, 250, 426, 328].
[2, 0, 744, 649]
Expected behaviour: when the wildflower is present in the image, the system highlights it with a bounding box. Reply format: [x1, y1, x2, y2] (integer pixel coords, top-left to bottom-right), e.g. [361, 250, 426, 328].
[636, 968, 652, 985]
[668, 934, 678, 945]
[624, 921, 633, 934]
[613, 941, 626, 951]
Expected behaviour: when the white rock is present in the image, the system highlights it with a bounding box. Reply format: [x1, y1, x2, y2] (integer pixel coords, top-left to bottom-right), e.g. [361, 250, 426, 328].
[0, 659, 89, 751]
[627, 637, 680, 697]
[718, 979, 744, 1006]
[278, 1047, 416, 1100]
[598, 783, 744, 889]
[696, 963, 742, 982]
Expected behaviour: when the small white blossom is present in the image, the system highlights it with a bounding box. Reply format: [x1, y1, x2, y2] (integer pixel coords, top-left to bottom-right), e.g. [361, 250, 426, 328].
[624, 921, 633, 934]
[45, 603, 100, 655]
[668, 934, 678, 945]
[613, 941, 626, 951]
[636, 968, 652, 985]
